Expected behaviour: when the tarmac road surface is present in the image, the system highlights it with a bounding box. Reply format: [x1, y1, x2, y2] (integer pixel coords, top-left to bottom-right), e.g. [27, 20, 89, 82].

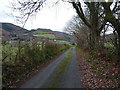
[20, 47, 82, 88]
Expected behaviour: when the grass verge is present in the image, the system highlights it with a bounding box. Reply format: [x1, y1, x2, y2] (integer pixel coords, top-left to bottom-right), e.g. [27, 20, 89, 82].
[47, 49, 73, 88]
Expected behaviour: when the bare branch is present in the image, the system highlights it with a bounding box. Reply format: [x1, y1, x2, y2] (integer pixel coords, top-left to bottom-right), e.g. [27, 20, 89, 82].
[71, 2, 91, 28]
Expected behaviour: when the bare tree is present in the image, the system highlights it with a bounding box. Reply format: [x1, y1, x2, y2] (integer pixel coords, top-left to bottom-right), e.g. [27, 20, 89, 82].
[71, 2, 107, 50]
[64, 16, 83, 34]
[101, 1, 120, 62]
[64, 16, 90, 49]
[11, 0, 48, 27]
[10, 0, 120, 61]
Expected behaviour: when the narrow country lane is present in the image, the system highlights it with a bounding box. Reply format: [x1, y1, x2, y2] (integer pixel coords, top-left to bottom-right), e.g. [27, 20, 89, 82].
[20, 47, 82, 88]
[59, 47, 82, 88]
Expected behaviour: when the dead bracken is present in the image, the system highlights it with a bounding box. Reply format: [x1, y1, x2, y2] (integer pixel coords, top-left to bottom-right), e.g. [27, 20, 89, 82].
[77, 48, 120, 88]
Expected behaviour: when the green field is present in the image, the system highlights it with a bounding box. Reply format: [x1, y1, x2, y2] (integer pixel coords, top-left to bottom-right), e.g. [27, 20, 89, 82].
[36, 30, 48, 34]
[56, 40, 71, 44]
[33, 34, 55, 39]
[104, 42, 114, 48]
[33, 30, 55, 39]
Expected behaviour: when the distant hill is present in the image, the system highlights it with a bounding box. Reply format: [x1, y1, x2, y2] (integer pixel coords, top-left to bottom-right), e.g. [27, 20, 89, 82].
[36, 28, 53, 32]
[0, 22, 74, 42]
[54, 31, 74, 41]
[1, 23, 28, 34]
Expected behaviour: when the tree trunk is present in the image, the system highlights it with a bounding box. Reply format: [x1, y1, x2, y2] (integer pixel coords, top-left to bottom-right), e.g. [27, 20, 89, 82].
[89, 27, 102, 51]
[117, 35, 120, 65]
[102, 3, 120, 64]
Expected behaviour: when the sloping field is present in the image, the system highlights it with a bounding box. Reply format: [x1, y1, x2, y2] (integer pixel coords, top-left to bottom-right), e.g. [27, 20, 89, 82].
[33, 34, 55, 39]
[33, 30, 55, 39]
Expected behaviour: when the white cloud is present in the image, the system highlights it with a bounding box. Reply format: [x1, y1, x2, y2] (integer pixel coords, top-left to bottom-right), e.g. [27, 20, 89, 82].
[0, 0, 76, 32]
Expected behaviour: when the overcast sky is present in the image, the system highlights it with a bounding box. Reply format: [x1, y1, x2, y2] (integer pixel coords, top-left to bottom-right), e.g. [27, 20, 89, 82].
[0, 0, 76, 32]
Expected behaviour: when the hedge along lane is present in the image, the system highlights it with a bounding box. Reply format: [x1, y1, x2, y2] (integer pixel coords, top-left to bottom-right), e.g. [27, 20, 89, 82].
[20, 48, 72, 88]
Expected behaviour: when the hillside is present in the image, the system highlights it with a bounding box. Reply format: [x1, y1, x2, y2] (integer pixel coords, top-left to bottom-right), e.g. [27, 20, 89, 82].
[54, 31, 74, 41]
[0, 22, 74, 42]
[1, 23, 28, 34]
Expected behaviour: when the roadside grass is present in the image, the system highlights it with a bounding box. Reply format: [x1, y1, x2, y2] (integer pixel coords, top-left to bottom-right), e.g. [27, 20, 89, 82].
[47, 49, 73, 88]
